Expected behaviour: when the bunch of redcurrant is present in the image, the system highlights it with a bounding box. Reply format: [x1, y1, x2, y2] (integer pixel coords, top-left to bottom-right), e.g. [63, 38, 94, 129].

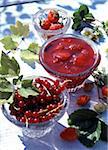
[9, 77, 65, 124]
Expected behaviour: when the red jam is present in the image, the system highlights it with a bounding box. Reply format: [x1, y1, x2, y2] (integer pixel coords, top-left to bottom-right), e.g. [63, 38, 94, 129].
[43, 37, 96, 74]
[40, 37, 100, 87]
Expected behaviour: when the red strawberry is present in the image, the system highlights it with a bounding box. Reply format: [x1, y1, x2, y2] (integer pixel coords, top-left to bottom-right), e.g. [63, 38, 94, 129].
[40, 18, 51, 30]
[60, 127, 78, 141]
[48, 9, 59, 23]
[77, 95, 90, 106]
[49, 23, 64, 30]
[74, 54, 87, 67]
[102, 85, 108, 98]
[53, 51, 71, 63]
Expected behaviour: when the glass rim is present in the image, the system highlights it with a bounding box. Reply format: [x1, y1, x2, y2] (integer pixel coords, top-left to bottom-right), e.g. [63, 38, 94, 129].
[39, 33, 100, 77]
[32, 8, 71, 34]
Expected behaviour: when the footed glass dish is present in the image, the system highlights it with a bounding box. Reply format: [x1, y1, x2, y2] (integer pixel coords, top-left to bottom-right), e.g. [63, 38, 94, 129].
[39, 34, 101, 91]
[2, 90, 69, 139]
[33, 8, 71, 42]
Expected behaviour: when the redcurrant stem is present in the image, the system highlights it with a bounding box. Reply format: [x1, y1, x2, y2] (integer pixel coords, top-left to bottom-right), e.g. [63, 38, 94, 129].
[25, 115, 29, 128]
[46, 104, 63, 115]
[38, 104, 63, 116]
[38, 108, 48, 114]
[13, 105, 20, 110]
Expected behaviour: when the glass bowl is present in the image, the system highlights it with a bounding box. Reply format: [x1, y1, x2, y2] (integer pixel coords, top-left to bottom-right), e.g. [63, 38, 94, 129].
[39, 34, 101, 90]
[33, 8, 71, 42]
[1, 77, 69, 139]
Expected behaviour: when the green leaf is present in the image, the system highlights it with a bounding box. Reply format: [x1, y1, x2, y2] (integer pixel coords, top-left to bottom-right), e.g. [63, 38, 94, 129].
[86, 120, 101, 142]
[73, 118, 98, 133]
[20, 49, 39, 63]
[0, 50, 2, 63]
[84, 13, 95, 22]
[13, 75, 23, 85]
[0, 36, 18, 50]
[0, 77, 13, 92]
[0, 65, 8, 75]
[78, 134, 96, 147]
[10, 21, 29, 37]
[0, 51, 20, 76]
[21, 79, 39, 92]
[72, 22, 81, 30]
[0, 92, 13, 105]
[93, 27, 103, 37]
[73, 11, 80, 17]
[102, 21, 108, 35]
[72, 4, 95, 31]
[92, 70, 108, 87]
[105, 20, 108, 27]
[20, 42, 40, 63]
[68, 109, 98, 126]
[78, 121, 101, 147]
[79, 5, 89, 16]
[28, 43, 40, 55]
[7, 93, 14, 104]
[100, 120, 108, 142]
[73, 17, 82, 23]
[18, 87, 38, 98]
[21, 79, 33, 88]
[73, 11, 82, 20]
[0, 91, 12, 100]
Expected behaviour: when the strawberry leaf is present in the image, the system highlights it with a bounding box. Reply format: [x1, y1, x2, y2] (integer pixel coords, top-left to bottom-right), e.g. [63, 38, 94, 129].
[0, 36, 18, 50]
[100, 120, 108, 142]
[78, 120, 101, 147]
[68, 109, 98, 126]
[10, 21, 29, 37]
[84, 13, 95, 22]
[79, 5, 89, 16]
[72, 5, 95, 31]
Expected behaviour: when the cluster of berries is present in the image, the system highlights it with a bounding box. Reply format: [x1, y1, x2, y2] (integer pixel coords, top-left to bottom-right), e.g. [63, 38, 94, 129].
[40, 9, 64, 30]
[9, 78, 65, 124]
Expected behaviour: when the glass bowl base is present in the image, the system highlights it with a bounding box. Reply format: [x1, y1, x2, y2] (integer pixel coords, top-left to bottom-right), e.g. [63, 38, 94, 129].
[22, 123, 55, 139]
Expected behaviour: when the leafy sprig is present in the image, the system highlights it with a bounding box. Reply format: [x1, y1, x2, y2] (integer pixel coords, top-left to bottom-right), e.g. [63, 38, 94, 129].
[20, 42, 40, 63]
[68, 109, 108, 147]
[0, 51, 20, 77]
[0, 21, 40, 63]
[0, 51, 20, 104]
[0, 36, 18, 50]
[0, 51, 38, 104]
[72, 5, 95, 31]
[102, 20, 108, 35]
[72, 4, 108, 41]
[92, 69, 108, 87]
[10, 20, 29, 37]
